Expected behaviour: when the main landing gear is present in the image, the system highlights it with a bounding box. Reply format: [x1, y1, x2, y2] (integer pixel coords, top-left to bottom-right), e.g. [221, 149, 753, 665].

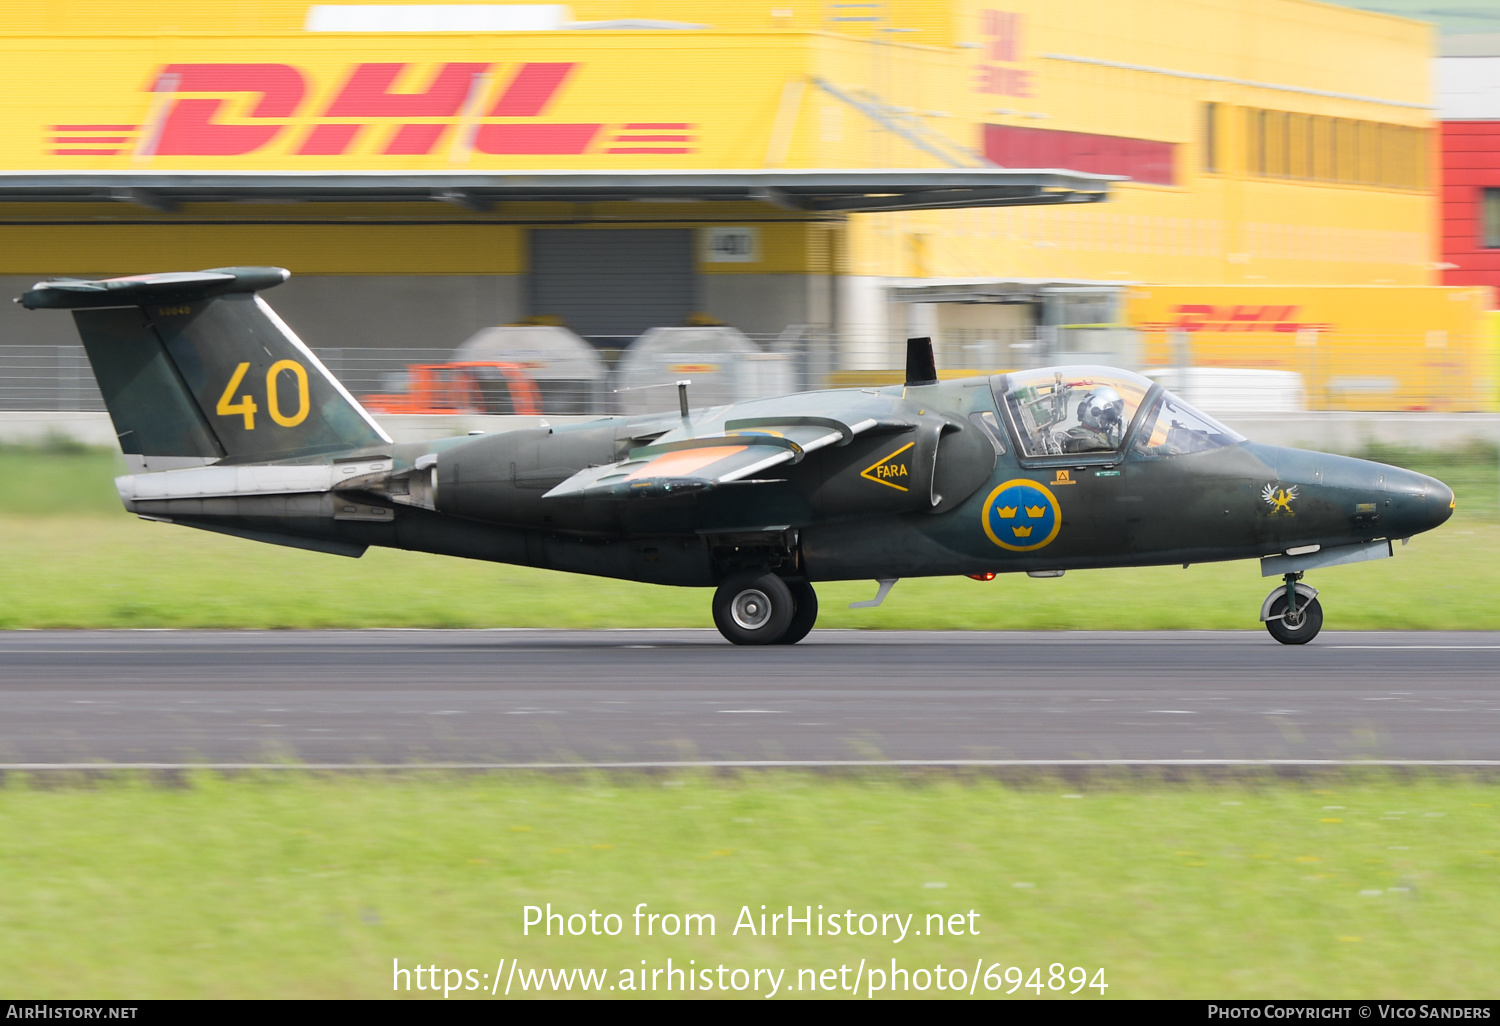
[1262, 571, 1323, 645]
[712, 571, 818, 645]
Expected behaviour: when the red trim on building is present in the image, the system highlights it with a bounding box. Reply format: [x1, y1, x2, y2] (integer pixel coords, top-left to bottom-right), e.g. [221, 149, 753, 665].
[1438, 121, 1500, 288]
[983, 124, 1175, 186]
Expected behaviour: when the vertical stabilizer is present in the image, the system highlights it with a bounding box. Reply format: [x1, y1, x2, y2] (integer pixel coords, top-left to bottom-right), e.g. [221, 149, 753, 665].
[21, 267, 391, 463]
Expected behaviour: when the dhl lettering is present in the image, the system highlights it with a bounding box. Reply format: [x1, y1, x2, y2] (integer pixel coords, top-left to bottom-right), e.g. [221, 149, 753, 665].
[975, 9, 1033, 97]
[57, 62, 695, 159]
[153, 63, 307, 157]
[298, 61, 491, 156]
[475, 62, 600, 155]
[489, 62, 575, 116]
[1140, 305, 1335, 334]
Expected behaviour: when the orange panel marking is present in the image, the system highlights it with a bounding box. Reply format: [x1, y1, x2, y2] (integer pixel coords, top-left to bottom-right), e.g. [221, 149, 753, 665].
[624, 445, 747, 481]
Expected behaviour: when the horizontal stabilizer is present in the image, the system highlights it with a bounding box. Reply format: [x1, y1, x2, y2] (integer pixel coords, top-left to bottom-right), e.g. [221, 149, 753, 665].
[115, 456, 393, 507]
[18, 267, 289, 309]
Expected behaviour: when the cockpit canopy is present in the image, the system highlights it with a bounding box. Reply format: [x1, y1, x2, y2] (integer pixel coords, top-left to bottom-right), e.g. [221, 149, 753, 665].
[1132, 389, 1245, 457]
[997, 365, 1243, 459]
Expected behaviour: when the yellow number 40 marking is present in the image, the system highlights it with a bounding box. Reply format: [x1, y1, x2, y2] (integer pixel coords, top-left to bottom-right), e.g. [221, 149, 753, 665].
[266, 359, 310, 427]
[215, 360, 310, 431]
[215, 362, 258, 430]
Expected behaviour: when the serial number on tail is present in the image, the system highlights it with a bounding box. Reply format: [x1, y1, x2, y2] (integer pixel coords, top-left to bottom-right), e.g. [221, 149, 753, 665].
[215, 360, 311, 430]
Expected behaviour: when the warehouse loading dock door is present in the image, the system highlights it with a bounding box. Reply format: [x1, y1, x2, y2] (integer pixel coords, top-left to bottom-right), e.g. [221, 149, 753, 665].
[529, 229, 696, 345]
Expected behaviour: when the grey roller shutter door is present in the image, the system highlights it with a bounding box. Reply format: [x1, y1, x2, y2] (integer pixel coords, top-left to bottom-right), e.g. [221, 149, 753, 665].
[528, 228, 696, 340]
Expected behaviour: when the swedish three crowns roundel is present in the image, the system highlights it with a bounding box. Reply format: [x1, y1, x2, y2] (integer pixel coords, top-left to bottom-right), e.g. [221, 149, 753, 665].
[982, 479, 1062, 552]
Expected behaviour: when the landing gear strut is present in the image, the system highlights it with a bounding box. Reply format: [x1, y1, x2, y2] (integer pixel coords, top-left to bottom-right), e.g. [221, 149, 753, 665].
[712, 571, 819, 645]
[1262, 571, 1323, 645]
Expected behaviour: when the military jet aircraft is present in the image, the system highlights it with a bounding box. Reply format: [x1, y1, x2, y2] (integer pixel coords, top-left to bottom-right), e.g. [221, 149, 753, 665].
[19, 267, 1455, 645]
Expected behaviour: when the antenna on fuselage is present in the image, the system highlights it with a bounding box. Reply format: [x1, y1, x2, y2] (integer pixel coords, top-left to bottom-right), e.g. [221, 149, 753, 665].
[905, 336, 937, 387]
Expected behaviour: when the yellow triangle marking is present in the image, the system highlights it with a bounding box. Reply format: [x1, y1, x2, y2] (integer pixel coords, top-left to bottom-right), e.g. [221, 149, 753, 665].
[860, 441, 914, 492]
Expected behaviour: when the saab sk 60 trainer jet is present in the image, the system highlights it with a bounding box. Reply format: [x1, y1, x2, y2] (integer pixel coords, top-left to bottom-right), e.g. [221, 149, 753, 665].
[20, 267, 1454, 645]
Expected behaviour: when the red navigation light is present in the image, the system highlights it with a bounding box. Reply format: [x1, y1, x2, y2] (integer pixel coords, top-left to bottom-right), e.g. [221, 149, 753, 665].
[967, 573, 997, 581]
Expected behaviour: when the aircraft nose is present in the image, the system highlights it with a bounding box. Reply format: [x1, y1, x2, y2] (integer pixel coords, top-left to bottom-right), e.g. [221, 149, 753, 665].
[1429, 477, 1456, 529]
[1384, 467, 1454, 537]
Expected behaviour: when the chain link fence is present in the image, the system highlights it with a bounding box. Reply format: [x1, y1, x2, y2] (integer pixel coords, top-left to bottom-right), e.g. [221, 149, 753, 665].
[1, 327, 1495, 415]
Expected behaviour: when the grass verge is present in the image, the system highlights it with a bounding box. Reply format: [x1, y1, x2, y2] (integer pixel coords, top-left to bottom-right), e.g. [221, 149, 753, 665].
[1, 444, 1496, 629]
[2, 772, 1498, 998]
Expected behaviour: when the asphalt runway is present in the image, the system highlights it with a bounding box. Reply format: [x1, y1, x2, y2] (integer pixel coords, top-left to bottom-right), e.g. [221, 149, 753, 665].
[1, 629, 1498, 766]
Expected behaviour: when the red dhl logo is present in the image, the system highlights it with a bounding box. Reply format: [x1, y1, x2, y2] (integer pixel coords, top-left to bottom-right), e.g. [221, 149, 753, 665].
[1139, 305, 1335, 334]
[974, 9, 1034, 98]
[50, 62, 695, 158]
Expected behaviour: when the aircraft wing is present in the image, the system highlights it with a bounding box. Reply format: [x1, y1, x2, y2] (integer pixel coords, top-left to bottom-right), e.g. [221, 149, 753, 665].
[542, 416, 878, 499]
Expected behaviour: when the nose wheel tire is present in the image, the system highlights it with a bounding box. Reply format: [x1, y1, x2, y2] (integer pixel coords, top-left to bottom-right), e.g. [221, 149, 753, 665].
[713, 571, 795, 645]
[777, 581, 819, 645]
[1264, 594, 1324, 645]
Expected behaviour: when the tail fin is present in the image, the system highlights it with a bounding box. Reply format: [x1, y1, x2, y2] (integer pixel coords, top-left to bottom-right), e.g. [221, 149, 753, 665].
[19, 267, 390, 464]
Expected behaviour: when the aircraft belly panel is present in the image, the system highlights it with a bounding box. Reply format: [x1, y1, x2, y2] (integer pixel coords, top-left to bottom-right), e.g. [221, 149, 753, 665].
[388, 507, 715, 586]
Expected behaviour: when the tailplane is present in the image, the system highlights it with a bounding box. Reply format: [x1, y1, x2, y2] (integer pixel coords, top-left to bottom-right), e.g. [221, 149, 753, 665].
[19, 267, 390, 466]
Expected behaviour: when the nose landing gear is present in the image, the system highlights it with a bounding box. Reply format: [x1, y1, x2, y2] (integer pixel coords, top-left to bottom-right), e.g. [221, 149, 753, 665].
[1261, 572, 1323, 645]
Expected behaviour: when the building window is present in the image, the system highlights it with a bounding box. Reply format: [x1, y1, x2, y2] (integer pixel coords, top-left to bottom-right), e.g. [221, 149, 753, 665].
[1287, 113, 1310, 179]
[1357, 122, 1378, 185]
[1265, 111, 1287, 177]
[1204, 103, 1218, 173]
[1485, 189, 1500, 249]
[1313, 116, 1334, 181]
[1335, 119, 1357, 182]
[1248, 109, 1264, 176]
[1240, 108, 1425, 190]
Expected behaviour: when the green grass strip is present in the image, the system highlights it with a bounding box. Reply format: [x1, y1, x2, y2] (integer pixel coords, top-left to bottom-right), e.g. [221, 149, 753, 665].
[1, 772, 1498, 998]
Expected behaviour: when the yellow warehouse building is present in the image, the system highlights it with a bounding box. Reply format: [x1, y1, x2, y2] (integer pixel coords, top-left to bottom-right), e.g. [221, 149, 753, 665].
[0, 0, 1490, 408]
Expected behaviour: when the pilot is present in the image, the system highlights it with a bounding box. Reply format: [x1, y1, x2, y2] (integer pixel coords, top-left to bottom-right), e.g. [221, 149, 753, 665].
[1061, 386, 1125, 452]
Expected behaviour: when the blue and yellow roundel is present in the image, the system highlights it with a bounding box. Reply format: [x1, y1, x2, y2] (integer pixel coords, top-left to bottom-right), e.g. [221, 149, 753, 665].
[982, 479, 1062, 552]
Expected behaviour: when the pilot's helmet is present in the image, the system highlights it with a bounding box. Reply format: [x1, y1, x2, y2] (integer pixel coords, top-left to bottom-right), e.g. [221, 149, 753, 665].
[1078, 386, 1125, 433]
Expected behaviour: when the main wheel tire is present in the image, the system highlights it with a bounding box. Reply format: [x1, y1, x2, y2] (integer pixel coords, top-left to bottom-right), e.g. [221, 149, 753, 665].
[712, 571, 795, 645]
[777, 581, 819, 645]
[1264, 594, 1323, 645]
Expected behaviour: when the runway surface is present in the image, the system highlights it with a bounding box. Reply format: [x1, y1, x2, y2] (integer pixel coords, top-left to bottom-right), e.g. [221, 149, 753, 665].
[1, 629, 1498, 766]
